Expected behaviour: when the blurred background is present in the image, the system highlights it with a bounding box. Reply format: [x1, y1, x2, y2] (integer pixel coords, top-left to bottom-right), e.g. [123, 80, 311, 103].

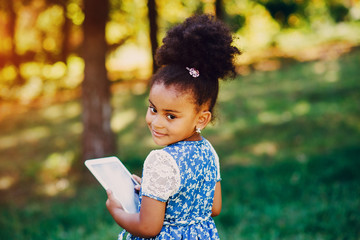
[0, 0, 360, 239]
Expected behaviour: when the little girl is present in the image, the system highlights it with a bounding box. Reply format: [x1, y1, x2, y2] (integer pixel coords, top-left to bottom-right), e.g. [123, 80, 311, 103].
[106, 14, 240, 239]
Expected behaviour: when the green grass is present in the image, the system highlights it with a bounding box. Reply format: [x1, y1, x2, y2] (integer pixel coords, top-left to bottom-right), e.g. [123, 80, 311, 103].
[218, 147, 360, 239]
[0, 49, 360, 239]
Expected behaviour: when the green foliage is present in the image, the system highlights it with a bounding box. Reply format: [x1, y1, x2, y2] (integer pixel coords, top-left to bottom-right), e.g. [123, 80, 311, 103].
[2, 0, 360, 103]
[224, 14, 246, 32]
[257, 0, 302, 27]
[328, 2, 350, 23]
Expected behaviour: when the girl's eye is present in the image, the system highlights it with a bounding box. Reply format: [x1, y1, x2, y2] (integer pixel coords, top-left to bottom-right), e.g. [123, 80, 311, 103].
[167, 114, 176, 120]
[149, 106, 157, 113]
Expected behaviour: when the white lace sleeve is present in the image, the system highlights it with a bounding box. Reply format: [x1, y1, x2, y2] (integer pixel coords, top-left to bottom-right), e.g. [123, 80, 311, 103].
[214, 152, 221, 181]
[208, 141, 221, 181]
[141, 150, 181, 202]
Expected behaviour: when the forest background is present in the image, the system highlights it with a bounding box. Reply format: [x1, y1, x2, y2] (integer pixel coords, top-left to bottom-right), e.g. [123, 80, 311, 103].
[0, 0, 360, 239]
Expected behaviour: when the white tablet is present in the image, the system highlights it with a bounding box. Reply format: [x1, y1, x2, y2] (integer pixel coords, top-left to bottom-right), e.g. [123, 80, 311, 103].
[85, 156, 140, 213]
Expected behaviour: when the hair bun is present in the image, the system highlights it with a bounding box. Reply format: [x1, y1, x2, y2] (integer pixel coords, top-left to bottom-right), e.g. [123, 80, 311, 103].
[155, 14, 240, 81]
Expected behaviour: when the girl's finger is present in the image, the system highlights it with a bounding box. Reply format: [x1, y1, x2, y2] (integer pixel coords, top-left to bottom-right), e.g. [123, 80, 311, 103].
[106, 189, 114, 199]
[132, 174, 142, 184]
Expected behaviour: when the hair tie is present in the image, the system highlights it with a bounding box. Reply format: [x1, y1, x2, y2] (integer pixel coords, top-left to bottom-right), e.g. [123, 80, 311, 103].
[186, 67, 200, 78]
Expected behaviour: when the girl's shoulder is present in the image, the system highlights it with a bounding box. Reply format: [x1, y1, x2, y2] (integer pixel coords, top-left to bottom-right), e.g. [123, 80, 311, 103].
[145, 148, 175, 165]
[162, 137, 219, 160]
[143, 149, 181, 183]
[142, 149, 181, 201]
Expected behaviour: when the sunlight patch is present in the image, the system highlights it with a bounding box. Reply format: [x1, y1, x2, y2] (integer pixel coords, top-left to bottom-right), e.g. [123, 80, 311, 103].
[293, 101, 310, 116]
[69, 122, 83, 134]
[42, 104, 63, 120]
[325, 70, 339, 82]
[62, 55, 84, 89]
[107, 44, 152, 80]
[40, 152, 74, 181]
[258, 111, 292, 124]
[250, 141, 278, 156]
[17, 76, 43, 103]
[39, 152, 74, 196]
[22, 126, 50, 142]
[42, 62, 67, 79]
[42, 178, 70, 196]
[67, 3, 84, 26]
[254, 59, 281, 71]
[224, 154, 252, 166]
[0, 126, 50, 149]
[111, 109, 137, 132]
[0, 175, 16, 190]
[41, 102, 80, 121]
[20, 62, 42, 78]
[313, 62, 326, 75]
[0, 135, 18, 149]
[131, 82, 147, 95]
[233, 118, 248, 131]
[1, 65, 17, 82]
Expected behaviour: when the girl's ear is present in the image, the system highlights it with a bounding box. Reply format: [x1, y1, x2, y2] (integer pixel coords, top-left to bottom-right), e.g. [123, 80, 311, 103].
[196, 111, 212, 130]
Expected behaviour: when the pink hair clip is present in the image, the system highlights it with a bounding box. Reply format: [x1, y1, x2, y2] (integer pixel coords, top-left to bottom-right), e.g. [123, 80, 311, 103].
[186, 67, 200, 78]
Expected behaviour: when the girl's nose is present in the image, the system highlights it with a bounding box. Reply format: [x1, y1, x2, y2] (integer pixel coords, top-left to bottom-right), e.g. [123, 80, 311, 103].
[152, 115, 164, 129]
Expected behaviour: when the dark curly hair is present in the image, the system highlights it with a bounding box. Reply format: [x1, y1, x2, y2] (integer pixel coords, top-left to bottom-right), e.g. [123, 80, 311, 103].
[150, 14, 241, 116]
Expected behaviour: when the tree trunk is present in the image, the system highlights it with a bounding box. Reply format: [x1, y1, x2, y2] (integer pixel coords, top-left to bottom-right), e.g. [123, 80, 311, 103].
[6, 0, 23, 84]
[147, 0, 158, 73]
[215, 0, 223, 20]
[60, 0, 71, 63]
[82, 0, 116, 161]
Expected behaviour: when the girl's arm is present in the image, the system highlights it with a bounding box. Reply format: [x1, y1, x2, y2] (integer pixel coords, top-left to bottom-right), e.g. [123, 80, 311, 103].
[211, 181, 222, 217]
[106, 190, 166, 238]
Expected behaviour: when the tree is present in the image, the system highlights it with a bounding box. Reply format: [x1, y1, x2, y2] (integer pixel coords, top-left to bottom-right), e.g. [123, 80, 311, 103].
[215, 0, 224, 20]
[59, 0, 71, 63]
[148, 0, 158, 73]
[82, 0, 116, 160]
[3, 0, 23, 84]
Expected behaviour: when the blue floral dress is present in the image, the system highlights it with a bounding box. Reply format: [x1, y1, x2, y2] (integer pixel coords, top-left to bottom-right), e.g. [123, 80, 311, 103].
[118, 137, 221, 240]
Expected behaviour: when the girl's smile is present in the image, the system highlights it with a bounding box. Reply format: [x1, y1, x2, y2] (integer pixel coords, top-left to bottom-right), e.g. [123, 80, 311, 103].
[146, 83, 208, 146]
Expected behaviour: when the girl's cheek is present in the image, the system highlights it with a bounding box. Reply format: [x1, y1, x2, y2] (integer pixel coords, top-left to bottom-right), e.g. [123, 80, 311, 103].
[145, 110, 152, 125]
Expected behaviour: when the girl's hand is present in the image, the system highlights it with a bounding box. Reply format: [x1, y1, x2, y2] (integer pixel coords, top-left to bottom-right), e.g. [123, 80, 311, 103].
[106, 189, 124, 214]
[132, 174, 141, 191]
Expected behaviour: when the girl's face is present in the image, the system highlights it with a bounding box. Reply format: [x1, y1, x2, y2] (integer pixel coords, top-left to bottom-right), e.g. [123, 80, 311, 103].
[146, 83, 209, 146]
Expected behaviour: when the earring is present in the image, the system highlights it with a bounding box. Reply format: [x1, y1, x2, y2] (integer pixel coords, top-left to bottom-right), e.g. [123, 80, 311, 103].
[196, 128, 201, 134]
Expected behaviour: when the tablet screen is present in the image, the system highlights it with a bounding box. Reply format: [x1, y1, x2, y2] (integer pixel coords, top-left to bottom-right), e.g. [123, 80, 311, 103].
[85, 157, 140, 213]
